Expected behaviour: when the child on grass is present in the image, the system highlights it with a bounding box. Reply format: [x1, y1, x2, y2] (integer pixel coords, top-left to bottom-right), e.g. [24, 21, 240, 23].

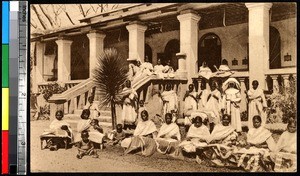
[76, 130, 98, 159]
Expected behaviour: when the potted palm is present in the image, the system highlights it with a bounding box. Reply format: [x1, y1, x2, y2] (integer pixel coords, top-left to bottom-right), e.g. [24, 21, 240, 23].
[92, 48, 128, 129]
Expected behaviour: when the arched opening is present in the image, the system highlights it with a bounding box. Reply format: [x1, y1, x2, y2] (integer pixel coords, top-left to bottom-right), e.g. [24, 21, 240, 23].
[269, 26, 281, 69]
[71, 35, 89, 80]
[164, 39, 179, 70]
[198, 33, 221, 72]
[145, 44, 153, 63]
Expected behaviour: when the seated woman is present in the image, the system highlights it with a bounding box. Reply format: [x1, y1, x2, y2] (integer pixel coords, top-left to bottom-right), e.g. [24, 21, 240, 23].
[163, 60, 175, 78]
[140, 56, 154, 76]
[42, 110, 73, 150]
[155, 113, 182, 156]
[232, 115, 276, 172]
[198, 61, 213, 80]
[122, 110, 158, 156]
[271, 119, 296, 172]
[83, 96, 101, 119]
[204, 114, 238, 166]
[179, 115, 210, 154]
[207, 114, 237, 146]
[214, 59, 234, 78]
[74, 109, 105, 149]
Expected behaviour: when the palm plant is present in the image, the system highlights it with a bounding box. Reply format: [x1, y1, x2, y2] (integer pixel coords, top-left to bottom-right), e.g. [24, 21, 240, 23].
[93, 48, 128, 129]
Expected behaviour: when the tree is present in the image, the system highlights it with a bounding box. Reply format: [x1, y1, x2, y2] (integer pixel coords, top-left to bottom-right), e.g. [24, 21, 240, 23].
[93, 48, 128, 129]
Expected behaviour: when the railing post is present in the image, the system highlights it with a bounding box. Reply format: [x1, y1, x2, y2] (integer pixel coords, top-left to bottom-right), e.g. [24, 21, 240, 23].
[270, 75, 279, 93]
[282, 74, 290, 88]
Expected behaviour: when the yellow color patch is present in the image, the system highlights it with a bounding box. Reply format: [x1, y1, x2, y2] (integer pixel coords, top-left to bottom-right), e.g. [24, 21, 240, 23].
[2, 88, 9, 130]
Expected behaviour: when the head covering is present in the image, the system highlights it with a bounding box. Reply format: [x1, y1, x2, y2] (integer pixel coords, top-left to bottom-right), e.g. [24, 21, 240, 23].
[222, 77, 240, 90]
[191, 111, 208, 121]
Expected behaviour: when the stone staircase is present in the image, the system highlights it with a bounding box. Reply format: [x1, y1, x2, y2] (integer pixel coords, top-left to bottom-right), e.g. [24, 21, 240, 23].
[64, 107, 113, 131]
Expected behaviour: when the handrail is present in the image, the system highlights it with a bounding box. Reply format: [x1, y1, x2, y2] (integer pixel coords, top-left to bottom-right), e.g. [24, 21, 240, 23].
[48, 78, 94, 103]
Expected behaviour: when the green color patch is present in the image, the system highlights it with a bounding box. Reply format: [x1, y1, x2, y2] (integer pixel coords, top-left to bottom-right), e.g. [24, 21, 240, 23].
[2, 44, 9, 87]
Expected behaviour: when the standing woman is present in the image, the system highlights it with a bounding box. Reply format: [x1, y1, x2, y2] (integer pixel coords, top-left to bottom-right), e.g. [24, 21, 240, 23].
[222, 78, 242, 132]
[122, 80, 138, 129]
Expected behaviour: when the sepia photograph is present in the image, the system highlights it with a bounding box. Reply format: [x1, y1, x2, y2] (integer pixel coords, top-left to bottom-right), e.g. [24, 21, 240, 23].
[30, 2, 296, 172]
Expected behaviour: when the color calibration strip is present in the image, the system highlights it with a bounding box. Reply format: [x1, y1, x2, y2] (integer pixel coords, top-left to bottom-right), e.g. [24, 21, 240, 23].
[2, 1, 10, 175]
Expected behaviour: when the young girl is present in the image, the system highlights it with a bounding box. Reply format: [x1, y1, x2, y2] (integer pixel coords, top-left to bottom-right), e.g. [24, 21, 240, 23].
[76, 130, 98, 159]
[42, 110, 73, 151]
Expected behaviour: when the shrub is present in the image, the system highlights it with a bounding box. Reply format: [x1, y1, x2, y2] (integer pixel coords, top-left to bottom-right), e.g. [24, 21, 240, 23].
[42, 82, 67, 101]
[268, 78, 296, 123]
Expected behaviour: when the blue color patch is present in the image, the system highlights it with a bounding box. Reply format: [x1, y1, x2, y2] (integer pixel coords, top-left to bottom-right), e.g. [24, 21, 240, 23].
[2, 1, 10, 44]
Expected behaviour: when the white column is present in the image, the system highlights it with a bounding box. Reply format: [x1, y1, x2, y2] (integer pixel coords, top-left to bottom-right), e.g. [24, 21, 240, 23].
[55, 38, 73, 82]
[35, 41, 45, 93]
[177, 10, 201, 83]
[87, 30, 106, 78]
[126, 21, 147, 62]
[176, 53, 187, 78]
[246, 3, 272, 90]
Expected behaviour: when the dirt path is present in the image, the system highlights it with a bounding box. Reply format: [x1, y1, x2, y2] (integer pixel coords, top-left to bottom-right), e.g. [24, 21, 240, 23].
[30, 120, 243, 173]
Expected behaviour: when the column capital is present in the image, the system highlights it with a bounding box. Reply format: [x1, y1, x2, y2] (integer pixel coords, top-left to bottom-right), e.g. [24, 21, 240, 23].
[270, 75, 278, 80]
[281, 74, 290, 80]
[55, 38, 73, 45]
[87, 31, 106, 40]
[126, 21, 147, 32]
[245, 3, 273, 11]
[177, 11, 201, 23]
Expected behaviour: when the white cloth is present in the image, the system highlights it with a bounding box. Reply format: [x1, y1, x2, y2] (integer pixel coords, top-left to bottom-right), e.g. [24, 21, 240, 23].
[122, 88, 138, 124]
[161, 90, 178, 117]
[198, 66, 213, 80]
[223, 88, 242, 132]
[134, 120, 157, 137]
[140, 62, 154, 76]
[207, 124, 236, 144]
[43, 119, 73, 141]
[198, 89, 210, 110]
[274, 131, 296, 153]
[247, 88, 267, 128]
[204, 89, 221, 124]
[154, 64, 165, 79]
[157, 123, 181, 141]
[184, 92, 198, 115]
[247, 126, 276, 151]
[186, 124, 210, 141]
[74, 119, 104, 143]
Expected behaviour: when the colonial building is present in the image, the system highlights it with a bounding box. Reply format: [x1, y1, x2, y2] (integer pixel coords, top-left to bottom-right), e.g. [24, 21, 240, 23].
[30, 3, 296, 123]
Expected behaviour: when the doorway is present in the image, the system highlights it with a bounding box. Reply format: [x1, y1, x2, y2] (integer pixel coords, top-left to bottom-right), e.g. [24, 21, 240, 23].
[198, 33, 221, 72]
[164, 39, 180, 70]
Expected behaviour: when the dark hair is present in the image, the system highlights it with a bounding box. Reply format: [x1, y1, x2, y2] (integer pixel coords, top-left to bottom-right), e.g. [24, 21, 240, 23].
[288, 118, 296, 127]
[222, 114, 231, 121]
[193, 116, 202, 124]
[81, 109, 90, 119]
[141, 110, 149, 117]
[252, 115, 262, 122]
[221, 59, 228, 65]
[116, 124, 123, 129]
[91, 119, 99, 124]
[55, 110, 63, 117]
[81, 130, 89, 137]
[252, 80, 259, 85]
[165, 113, 172, 119]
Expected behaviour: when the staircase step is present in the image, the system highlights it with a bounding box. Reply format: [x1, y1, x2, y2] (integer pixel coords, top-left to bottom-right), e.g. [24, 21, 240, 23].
[65, 119, 112, 132]
[74, 109, 111, 116]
